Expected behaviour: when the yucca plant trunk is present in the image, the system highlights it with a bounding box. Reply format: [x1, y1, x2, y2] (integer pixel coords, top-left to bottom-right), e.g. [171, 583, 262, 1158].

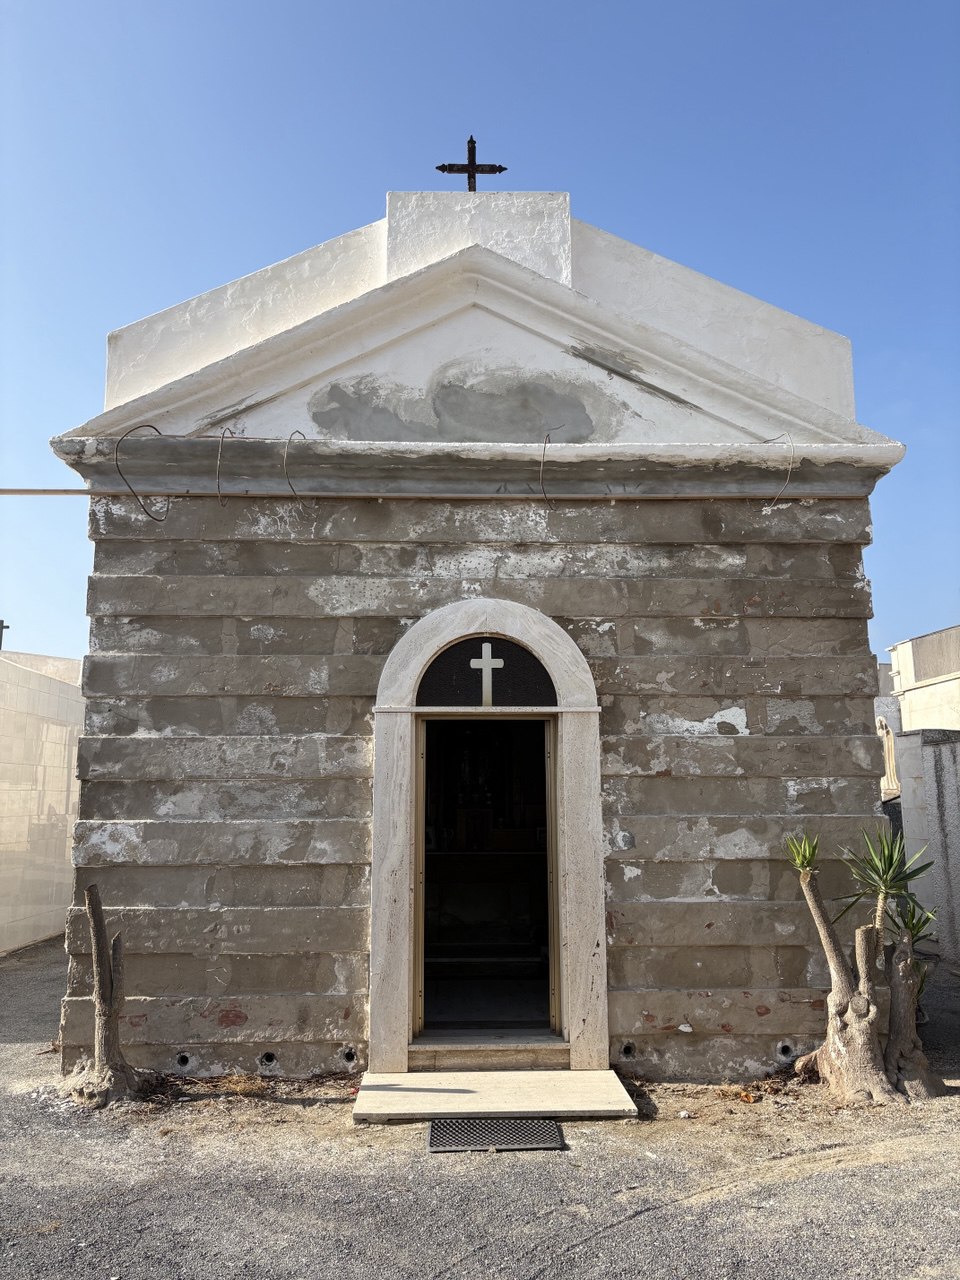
[65, 885, 156, 1108]
[794, 870, 901, 1105]
[884, 929, 948, 1100]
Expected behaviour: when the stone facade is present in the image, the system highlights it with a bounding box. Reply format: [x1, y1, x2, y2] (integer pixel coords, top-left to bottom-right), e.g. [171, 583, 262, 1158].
[52, 191, 901, 1082]
[56, 490, 881, 1079]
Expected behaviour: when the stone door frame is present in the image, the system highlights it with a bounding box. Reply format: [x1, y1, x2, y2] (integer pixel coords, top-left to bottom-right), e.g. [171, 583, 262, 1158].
[368, 598, 609, 1072]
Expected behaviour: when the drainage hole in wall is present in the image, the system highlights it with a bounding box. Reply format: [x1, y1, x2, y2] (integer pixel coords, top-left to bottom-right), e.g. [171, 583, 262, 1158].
[176, 1053, 190, 1069]
[776, 1041, 795, 1061]
[343, 1047, 356, 1064]
[259, 1052, 277, 1068]
[621, 1041, 636, 1060]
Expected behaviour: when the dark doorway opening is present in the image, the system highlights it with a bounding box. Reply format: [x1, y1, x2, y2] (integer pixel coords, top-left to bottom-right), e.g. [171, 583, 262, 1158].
[422, 719, 552, 1031]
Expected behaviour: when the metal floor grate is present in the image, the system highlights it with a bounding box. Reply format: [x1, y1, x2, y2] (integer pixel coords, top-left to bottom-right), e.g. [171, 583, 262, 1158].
[428, 1116, 564, 1153]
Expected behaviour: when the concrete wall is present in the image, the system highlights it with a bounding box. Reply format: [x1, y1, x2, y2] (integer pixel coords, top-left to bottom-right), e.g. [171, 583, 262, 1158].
[62, 492, 881, 1080]
[0, 655, 83, 953]
[899, 728, 960, 965]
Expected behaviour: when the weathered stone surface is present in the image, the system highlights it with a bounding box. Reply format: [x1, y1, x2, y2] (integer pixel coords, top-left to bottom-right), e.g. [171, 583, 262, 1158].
[62, 994, 368, 1042]
[83, 654, 384, 698]
[604, 856, 852, 903]
[607, 988, 828, 1036]
[613, 1034, 820, 1083]
[89, 615, 351, 657]
[606, 900, 814, 947]
[590, 656, 878, 697]
[93, 538, 872, 585]
[85, 695, 373, 737]
[79, 778, 372, 822]
[65, 906, 368, 954]
[742, 617, 871, 657]
[96, 539, 757, 581]
[60, 1040, 365, 1078]
[89, 495, 875, 546]
[602, 774, 881, 817]
[87, 574, 872, 622]
[78, 733, 372, 781]
[73, 863, 370, 909]
[599, 694, 877, 739]
[67, 950, 369, 998]
[600, 734, 882, 778]
[602, 813, 881, 860]
[74, 819, 370, 866]
[606, 945, 827, 990]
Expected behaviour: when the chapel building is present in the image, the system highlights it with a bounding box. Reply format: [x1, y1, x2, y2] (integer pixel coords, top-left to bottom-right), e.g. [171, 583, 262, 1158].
[52, 190, 902, 1088]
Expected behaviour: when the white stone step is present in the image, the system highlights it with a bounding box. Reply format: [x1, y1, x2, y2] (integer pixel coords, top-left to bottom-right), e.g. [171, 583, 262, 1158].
[353, 1069, 637, 1123]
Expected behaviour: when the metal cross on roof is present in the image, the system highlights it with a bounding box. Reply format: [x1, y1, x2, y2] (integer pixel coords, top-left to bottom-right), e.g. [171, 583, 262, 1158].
[436, 136, 508, 193]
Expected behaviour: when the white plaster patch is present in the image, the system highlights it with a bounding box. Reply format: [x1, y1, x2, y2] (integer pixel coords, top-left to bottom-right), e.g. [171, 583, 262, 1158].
[638, 706, 749, 737]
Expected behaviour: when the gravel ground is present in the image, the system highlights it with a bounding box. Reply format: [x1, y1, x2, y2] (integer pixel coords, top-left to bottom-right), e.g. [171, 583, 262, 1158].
[1, 938, 959, 1280]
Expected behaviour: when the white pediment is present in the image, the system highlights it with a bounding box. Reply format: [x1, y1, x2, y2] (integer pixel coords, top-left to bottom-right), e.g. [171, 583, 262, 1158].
[54, 242, 900, 469]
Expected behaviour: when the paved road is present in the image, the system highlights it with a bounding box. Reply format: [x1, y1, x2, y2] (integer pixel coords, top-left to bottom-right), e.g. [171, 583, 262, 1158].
[1, 939, 958, 1280]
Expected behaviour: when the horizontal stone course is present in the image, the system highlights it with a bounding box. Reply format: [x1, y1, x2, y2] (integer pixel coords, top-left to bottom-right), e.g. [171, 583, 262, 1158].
[612, 1034, 819, 1083]
[590, 656, 878, 697]
[83, 654, 384, 698]
[606, 945, 827, 989]
[65, 906, 369, 954]
[89, 495, 875, 546]
[600, 733, 881, 778]
[86, 574, 873, 622]
[604, 856, 853, 903]
[82, 653, 878, 699]
[602, 774, 880, 816]
[607, 988, 828, 1036]
[599, 695, 877, 737]
[85, 695, 373, 737]
[79, 778, 372, 822]
[87, 614, 872, 660]
[73, 819, 371, 866]
[606, 900, 814, 947]
[61, 1041, 365, 1078]
[67, 951, 369, 998]
[62, 994, 368, 1043]
[602, 814, 883, 860]
[73, 863, 370, 910]
[92, 539, 868, 583]
[78, 733, 372, 781]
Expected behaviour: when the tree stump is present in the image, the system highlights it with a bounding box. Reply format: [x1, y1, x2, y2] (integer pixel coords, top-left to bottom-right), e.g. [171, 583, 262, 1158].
[793, 872, 902, 1106]
[64, 885, 158, 1108]
[884, 929, 948, 1100]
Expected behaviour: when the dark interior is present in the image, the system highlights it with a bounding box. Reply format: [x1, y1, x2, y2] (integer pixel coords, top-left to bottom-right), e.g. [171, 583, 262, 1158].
[422, 718, 551, 1030]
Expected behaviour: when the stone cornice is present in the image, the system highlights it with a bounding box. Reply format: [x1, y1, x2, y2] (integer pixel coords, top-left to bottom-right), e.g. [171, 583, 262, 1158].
[51, 435, 896, 498]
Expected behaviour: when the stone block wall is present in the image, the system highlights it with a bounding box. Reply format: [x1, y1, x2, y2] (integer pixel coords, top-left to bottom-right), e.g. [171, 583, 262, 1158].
[63, 492, 881, 1080]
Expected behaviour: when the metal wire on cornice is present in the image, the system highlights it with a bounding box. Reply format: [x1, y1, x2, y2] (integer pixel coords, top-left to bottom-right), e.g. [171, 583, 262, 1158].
[760, 432, 797, 513]
[539, 423, 570, 510]
[283, 430, 308, 510]
[113, 424, 170, 522]
[215, 426, 236, 507]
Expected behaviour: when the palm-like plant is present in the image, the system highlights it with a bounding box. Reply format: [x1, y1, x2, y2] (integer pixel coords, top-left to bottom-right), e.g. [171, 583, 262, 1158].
[887, 896, 937, 948]
[835, 829, 932, 957]
[784, 831, 820, 873]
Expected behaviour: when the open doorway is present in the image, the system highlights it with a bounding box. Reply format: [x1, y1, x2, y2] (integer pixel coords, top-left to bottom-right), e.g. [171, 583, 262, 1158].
[417, 718, 557, 1034]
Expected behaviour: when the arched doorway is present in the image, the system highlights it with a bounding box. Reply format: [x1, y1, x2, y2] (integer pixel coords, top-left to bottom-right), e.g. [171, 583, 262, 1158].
[368, 599, 608, 1072]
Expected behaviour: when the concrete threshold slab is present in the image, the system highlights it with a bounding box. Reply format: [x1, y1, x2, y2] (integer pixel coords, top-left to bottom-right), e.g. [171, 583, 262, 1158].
[353, 1069, 637, 1123]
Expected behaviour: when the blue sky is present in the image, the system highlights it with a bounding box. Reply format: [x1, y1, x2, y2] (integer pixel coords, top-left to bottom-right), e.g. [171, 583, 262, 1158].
[2, 1, 958, 660]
